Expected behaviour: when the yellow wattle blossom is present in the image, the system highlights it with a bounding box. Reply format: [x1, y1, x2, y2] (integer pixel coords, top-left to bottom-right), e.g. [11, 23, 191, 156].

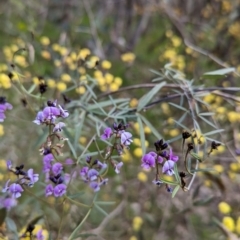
[161, 103, 171, 115]
[41, 50, 51, 60]
[133, 138, 149, 147]
[129, 98, 138, 108]
[70, 52, 77, 61]
[236, 217, 240, 234]
[94, 70, 103, 78]
[204, 179, 212, 187]
[61, 73, 71, 82]
[79, 136, 87, 145]
[228, 171, 236, 180]
[227, 111, 240, 123]
[0, 125, 4, 136]
[105, 73, 114, 84]
[222, 216, 235, 232]
[0, 73, 11, 89]
[78, 67, 86, 75]
[79, 75, 87, 82]
[65, 56, 73, 65]
[169, 129, 180, 137]
[213, 164, 224, 174]
[132, 216, 143, 231]
[40, 36, 50, 46]
[47, 79, 56, 88]
[129, 236, 137, 240]
[59, 47, 68, 56]
[101, 60, 112, 69]
[218, 202, 232, 214]
[185, 47, 193, 55]
[138, 172, 148, 182]
[32, 77, 39, 85]
[78, 48, 91, 59]
[76, 86, 86, 94]
[0, 63, 8, 72]
[52, 43, 61, 52]
[230, 162, 240, 172]
[109, 83, 119, 91]
[121, 52, 135, 63]
[171, 36, 182, 47]
[162, 49, 176, 60]
[216, 106, 226, 114]
[167, 118, 175, 125]
[100, 85, 107, 92]
[54, 59, 61, 67]
[114, 77, 122, 87]
[222, 0, 232, 13]
[211, 145, 225, 156]
[133, 122, 140, 132]
[14, 55, 28, 67]
[144, 126, 151, 134]
[0, 159, 7, 170]
[134, 148, 143, 157]
[56, 82, 67, 91]
[203, 94, 215, 103]
[229, 22, 240, 39]
[122, 150, 132, 162]
[165, 29, 173, 38]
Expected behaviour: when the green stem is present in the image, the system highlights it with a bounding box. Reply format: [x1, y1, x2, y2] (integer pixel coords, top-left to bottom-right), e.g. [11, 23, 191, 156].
[65, 196, 90, 208]
[67, 206, 93, 240]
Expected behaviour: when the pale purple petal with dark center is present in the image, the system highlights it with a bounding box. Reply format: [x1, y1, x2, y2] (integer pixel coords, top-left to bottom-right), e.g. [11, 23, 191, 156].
[2, 179, 10, 192]
[152, 179, 163, 186]
[1, 197, 17, 210]
[54, 184, 66, 197]
[141, 153, 155, 170]
[53, 122, 66, 132]
[162, 160, 175, 176]
[27, 169, 39, 184]
[97, 160, 107, 170]
[89, 182, 100, 192]
[58, 105, 69, 118]
[80, 167, 89, 181]
[121, 132, 133, 146]
[101, 127, 113, 140]
[33, 111, 44, 125]
[6, 160, 12, 170]
[43, 106, 60, 120]
[169, 149, 179, 162]
[87, 169, 99, 181]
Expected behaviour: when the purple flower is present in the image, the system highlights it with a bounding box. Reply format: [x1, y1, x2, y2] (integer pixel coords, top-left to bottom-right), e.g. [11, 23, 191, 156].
[115, 162, 123, 174]
[141, 153, 156, 170]
[101, 127, 113, 140]
[2, 179, 10, 192]
[152, 179, 163, 186]
[52, 162, 63, 176]
[43, 154, 54, 172]
[89, 182, 100, 192]
[121, 131, 133, 146]
[9, 183, 24, 198]
[42, 106, 60, 121]
[80, 167, 89, 181]
[6, 160, 12, 170]
[162, 160, 175, 176]
[53, 122, 66, 132]
[65, 158, 74, 165]
[0, 197, 17, 210]
[54, 184, 66, 197]
[99, 178, 108, 186]
[33, 111, 44, 125]
[87, 169, 99, 181]
[36, 229, 44, 240]
[168, 149, 179, 162]
[27, 169, 39, 185]
[58, 105, 69, 118]
[0, 97, 12, 122]
[96, 160, 107, 170]
[45, 184, 54, 197]
[0, 112, 6, 122]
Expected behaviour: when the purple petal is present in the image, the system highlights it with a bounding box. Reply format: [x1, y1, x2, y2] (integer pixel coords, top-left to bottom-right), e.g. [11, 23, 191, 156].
[162, 160, 175, 176]
[45, 184, 54, 197]
[54, 184, 66, 197]
[121, 132, 133, 146]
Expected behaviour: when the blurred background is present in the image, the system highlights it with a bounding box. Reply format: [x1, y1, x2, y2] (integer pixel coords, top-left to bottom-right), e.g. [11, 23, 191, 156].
[0, 0, 240, 239]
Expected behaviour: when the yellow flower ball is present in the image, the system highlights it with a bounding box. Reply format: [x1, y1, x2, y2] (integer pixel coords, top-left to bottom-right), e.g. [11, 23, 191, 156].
[78, 48, 91, 59]
[222, 216, 235, 232]
[101, 60, 112, 69]
[230, 162, 240, 172]
[52, 43, 61, 52]
[216, 107, 226, 114]
[0, 64, 8, 72]
[122, 151, 132, 162]
[133, 122, 140, 132]
[129, 98, 138, 108]
[78, 67, 86, 75]
[76, 86, 86, 94]
[47, 79, 56, 88]
[203, 94, 215, 103]
[171, 36, 182, 47]
[94, 70, 103, 78]
[61, 73, 71, 82]
[169, 129, 180, 137]
[138, 172, 148, 182]
[144, 126, 151, 134]
[100, 85, 107, 92]
[227, 111, 239, 123]
[105, 73, 114, 84]
[0, 73, 11, 89]
[133, 216, 143, 231]
[15, 55, 28, 67]
[70, 52, 77, 61]
[59, 47, 68, 56]
[213, 164, 224, 174]
[40, 36, 50, 46]
[114, 77, 122, 86]
[109, 83, 119, 91]
[165, 30, 173, 38]
[121, 52, 135, 63]
[161, 103, 171, 115]
[79, 136, 87, 145]
[236, 217, 240, 234]
[134, 148, 143, 157]
[129, 236, 137, 240]
[54, 59, 61, 67]
[56, 82, 67, 91]
[218, 202, 232, 214]
[41, 50, 51, 60]
[0, 125, 4, 136]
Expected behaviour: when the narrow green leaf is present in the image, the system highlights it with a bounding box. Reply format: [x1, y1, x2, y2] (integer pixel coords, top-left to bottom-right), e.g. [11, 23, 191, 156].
[138, 114, 162, 140]
[137, 115, 146, 155]
[173, 119, 191, 131]
[94, 204, 108, 217]
[63, 128, 77, 159]
[6, 217, 17, 233]
[159, 178, 179, 185]
[172, 185, 180, 198]
[137, 81, 166, 111]
[204, 67, 235, 76]
[190, 152, 202, 162]
[174, 163, 181, 184]
[95, 201, 116, 205]
[74, 110, 86, 149]
[149, 69, 163, 77]
[67, 192, 85, 199]
[191, 168, 215, 172]
[203, 129, 225, 136]
[169, 102, 188, 112]
[0, 208, 6, 225]
[198, 115, 217, 129]
[198, 112, 215, 116]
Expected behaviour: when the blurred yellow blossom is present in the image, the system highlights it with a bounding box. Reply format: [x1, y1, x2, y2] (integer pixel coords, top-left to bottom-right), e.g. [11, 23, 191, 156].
[41, 50, 51, 60]
[216, 106, 226, 114]
[109, 83, 119, 91]
[134, 148, 143, 157]
[132, 216, 143, 231]
[32, 77, 39, 85]
[0, 73, 11, 89]
[121, 52, 135, 63]
[70, 52, 77, 61]
[213, 164, 224, 174]
[122, 150, 132, 162]
[54, 59, 61, 67]
[129, 98, 138, 108]
[228, 171, 236, 180]
[144, 126, 151, 134]
[236, 217, 240, 234]
[0, 159, 6, 170]
[203, 94, 215, 103]
[114, 77, 122, 86]
[61, 73, 71, 82]
[105, 73, 114, 84]
[59, 47, 68, 56]
[162, 49, 176, 60]
[222, 0, 232, 13]
[101, 60, 112, 69]
[94, 70, 103, 78]
[40, 36, 50, 46]
[52, 43, 61, 52]
[227, 111, 240, 123]
[230, 162, 240, 172]
[229, 22, 240, 39]
[47, 79, 56, 88]
[78, 48, 91, 59]
[169, 129, 180, 137]
[129, 236, 137, 240]
[161, 103, 171, 115]
[185, 47, 193, 54]
[138, 172, 148, 182]
[0, 64, 8, 72]
[56, 82, 67, 91]
[0, 125, 4, 136]
[78, 67, 86, 75]
[76, 86, 86, 94]
[165, 29, 173, 38]
[204, 180, 212, 187]
[171, 36, 182, 47]
[133, 138, 149, 147]
[133, 122, 140, 132]
[79, 136, 87, 145]
[15, 55, 28, 67]
[222, 216, 235, 232]
[218, 202, 231, 214]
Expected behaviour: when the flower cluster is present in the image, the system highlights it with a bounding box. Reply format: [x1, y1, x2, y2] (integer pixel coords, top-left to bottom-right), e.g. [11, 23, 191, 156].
[0, 96, 12, 122]
[1, 160, 39, 210]
[141, 139, 179, 190]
